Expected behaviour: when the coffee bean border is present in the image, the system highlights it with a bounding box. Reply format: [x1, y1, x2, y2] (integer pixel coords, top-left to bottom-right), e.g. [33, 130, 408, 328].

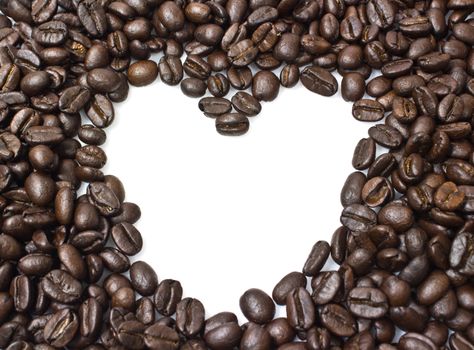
[0, 0, 473, 349]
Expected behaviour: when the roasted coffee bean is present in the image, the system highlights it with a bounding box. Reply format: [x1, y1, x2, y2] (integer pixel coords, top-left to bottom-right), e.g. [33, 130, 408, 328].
[57, 244, 87, 280]
[87, 68, 121, 93]
[341, 73, 365, 102]
[154, 279, 183, 316]
[216, 113, 249, 136]
[319, 303, 356, 337]
[272, 272, 306, 305]
[347, 287, 388, 318]
[252, 70, 280, 101]
[184, 55, 211, 80]
[20, 71, 50, 97]
[352, 99, 385, 122]
[231, 92, 261, 116]
[77, 0, 107, 37]
[286, 287, 315, 331]
[111, 222, 143, 256]
[341, 171, 366, 207]
[43, 308, 78, 347]
[303, 240, 330, 276]
[301, 66, 338, 96]
[204, 312, 242, 349]
[199, 97, 232, 116]
[181, 78, 207, 98]
[130, 261, 158, 297]
[144, 323, 180, 350]
[280, 64, 299, 88]
[176, 298, 205, 337]
[128, 60, 158, 87]
[207, 73, 230, 98]
[240, 288, 275, 324]
[33, 21, 68, 46]
[159, 56, 183, 86]
[362, 176, 393, 207]
[228, 66, 252, 90]
[41, 269, 82, 304]
[25, 172, 56, 206]
[86, 94, 115, 128]
[340, 204, 377, 231]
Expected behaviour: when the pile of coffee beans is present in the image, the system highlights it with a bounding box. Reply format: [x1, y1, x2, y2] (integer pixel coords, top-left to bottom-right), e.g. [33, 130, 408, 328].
[0, 0, 472, 349]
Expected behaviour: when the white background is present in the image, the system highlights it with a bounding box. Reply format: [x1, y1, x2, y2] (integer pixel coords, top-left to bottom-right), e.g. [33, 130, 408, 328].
[103, 69, 374, 322]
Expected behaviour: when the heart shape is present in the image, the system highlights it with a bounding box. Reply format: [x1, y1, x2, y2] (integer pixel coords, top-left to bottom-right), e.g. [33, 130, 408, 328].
[105, 80, 368, 318]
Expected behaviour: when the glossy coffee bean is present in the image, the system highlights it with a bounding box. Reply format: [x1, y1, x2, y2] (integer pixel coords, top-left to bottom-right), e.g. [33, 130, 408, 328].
[240, 288, 275, 324]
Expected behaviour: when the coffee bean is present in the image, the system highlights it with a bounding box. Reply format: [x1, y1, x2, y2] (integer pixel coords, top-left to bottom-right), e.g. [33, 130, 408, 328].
[41, 269, 82, 304]
[341, 73, 365, 102]
[352, 99, 385, 122]
[207, 73, 230, 97]
[176, 298, 205, 337]
[44, 308, 78, 347]
[231, 92, 262, 116]
[77, 0, 107, 37]
[86, 94, 115, 128]
[33, 21, 68, 46]
[301, 66, 338, 96]
[319, 303, 356, 337]
[159, 56, 183, 85]
[240, 288, 275, 324]
[87, 68, 121, 93]
[303, 241, 330, 276]
[286, 287, 315, 331]
[181, 78, 207, 98]
[340, 204, 377, 231]
[130, 261, 158, 296]
[272, 272, 307, 305]
[347, 287, 388, 318]
[216, 113, 250, 136]
[199, 97, 232, 116]
[252, 70, 280, 101]
[127, 60, 158, 87]
[111, 222, 143, 256]
[144, 323, 180, 350]
[154, 279, 183, 316]
[79, 297, 102, 338]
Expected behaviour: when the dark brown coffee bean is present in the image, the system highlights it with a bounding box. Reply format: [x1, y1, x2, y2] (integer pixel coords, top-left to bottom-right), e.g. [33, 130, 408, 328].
[300, 66, 338, 96]
[231, 92, 261, 116]
[128, 60, 158, 87]
[41, 269, 82, 304]
[175, 298, 205, 338]
[272, 272, 306, 305]
[181, 78, 207, 98]
[352, 99, 385, 122]
[303, 240, 330, 276]
[341, 171, 366, 207]
[87, 68, 121, 93]
[154, 279, 183, 316]
[341, 73, 365, 102]
[340, 204, 377, 231]
[286, 287, 315, 331]
[111, 222, 143, 256]
[252, 70, 280, 101]
[319, 303, 356, 337]
[347, 287, 388, 319]
[144, 323, 180, 350]
[240, 289, 275, 324]
[86, 94, 115, 128]
[207, 73, 230, 98]
[216, 113, 249, 136]
[44, 308, 78, 347]
[227, 66, 252, 90]
[311, 271, 341, 305]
